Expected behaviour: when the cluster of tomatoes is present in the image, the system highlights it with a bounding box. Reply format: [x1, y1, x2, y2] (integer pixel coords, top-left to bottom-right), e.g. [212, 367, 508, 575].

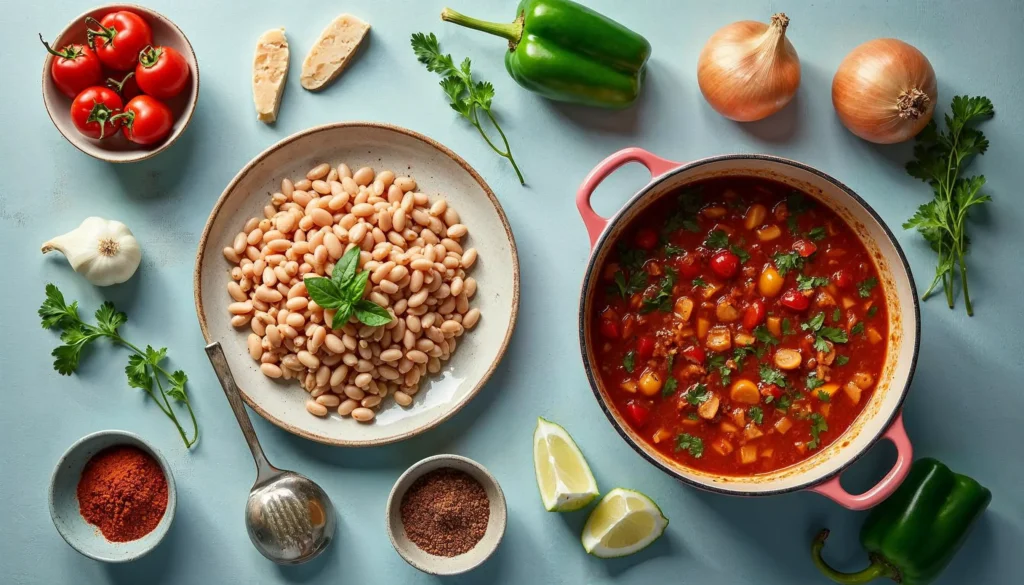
[41, 10, 190, 146]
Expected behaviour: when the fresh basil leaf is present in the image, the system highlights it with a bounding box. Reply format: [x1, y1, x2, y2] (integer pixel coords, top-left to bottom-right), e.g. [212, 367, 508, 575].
[305, 277, 347, 309]
[333, 246, 361, 284]
[354, 300, 394, 326]
[344, 270, 371, 301]
[330, 303, 353, 329]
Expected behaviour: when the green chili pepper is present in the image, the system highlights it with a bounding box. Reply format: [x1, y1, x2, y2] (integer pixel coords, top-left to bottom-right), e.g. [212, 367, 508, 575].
[811, 458, 991, 585]
[441, 0, 651, 109]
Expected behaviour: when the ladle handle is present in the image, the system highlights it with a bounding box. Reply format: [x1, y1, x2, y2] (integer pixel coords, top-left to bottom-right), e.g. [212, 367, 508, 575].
[205, 342, 279, 480]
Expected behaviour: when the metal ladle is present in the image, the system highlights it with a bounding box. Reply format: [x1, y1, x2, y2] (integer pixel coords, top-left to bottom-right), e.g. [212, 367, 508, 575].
[205, 342, 336, 564]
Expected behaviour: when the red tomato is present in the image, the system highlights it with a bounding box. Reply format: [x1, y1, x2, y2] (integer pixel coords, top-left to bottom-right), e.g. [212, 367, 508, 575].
[833, 269, 853, 289]
[676, 253, 701, 279]
[118, 95, 174, 145]
[625, 402, 651, 427]
[681, 345, 706, 364]
[85, 11, 153, 71]
[780, 289, 810, 312]
[761, 384, 783, 401]
[709, 250, 740, 279]
[136, 46, 191, 99]
[40, 35, 103, 98]
[742, 299, 766, 330]
[793, 239, 817, 258]
[634, 228, 658, 250]
[636, 335, 655, 360]
[70, 87, 123, 140]
[599, 319, 620, 339]
[106, 71, 141, 101]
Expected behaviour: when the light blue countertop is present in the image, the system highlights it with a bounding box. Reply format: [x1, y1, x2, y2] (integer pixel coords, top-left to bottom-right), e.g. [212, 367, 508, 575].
[2, 1, 1022, 583]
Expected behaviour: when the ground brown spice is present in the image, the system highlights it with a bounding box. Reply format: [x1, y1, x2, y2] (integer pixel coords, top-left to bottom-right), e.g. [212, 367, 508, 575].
[77, 445, 168, 542]
[399, 467, 490, 557]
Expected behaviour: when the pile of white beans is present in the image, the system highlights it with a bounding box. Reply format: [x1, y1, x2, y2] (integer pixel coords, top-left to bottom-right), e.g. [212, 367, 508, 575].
[222, 162, 481, 423]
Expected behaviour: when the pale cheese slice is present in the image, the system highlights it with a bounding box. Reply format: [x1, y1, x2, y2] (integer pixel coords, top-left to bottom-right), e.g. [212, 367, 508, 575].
[300, 14, 370, 91]
[253, 28, 290, 123]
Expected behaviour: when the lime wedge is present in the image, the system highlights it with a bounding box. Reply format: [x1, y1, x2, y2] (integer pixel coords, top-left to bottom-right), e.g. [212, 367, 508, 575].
[533, 417, 599, 512]
[581, 488, 668, 558]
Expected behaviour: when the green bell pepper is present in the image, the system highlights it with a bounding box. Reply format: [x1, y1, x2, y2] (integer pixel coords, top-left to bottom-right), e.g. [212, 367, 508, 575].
[812, 458, 991, 585]
[440, 0, 651, 109]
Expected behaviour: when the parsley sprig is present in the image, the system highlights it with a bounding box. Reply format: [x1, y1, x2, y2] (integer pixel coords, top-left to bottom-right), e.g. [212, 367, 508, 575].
[676, 433, 705, 458]
[904, 96, 994, 315]
[305, 247, 393, 329]
[412, 32, 524, 184]
[808, 412, 828, 450]
[39, 284, 199, 448]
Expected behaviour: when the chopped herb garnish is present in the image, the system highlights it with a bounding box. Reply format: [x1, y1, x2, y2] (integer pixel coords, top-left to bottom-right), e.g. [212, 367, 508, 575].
[832, 308, 841, 322]
[817, 390, 832, 402]
[803, 312, 848, 351]
[730, 245, 751, 264]
[692, 277, 708, 288]
[858, 277, 879, 298]
[706, 353, 731, 385]
[623, 350, 636, 373]
[664, 242, 685, 257]
[806, 373, 826, 391]
[641, 268, 678, 313]
[704, 229, 729, 249]
[819, 327, 849, 345]
[867, 306, 879, 319]
[808, 413, 828, 449]
[618, 245, 646, 272]
[754, 325, 780, 346]
[612, 270, 648, 299]
[797, 274, 830, 291]
[782, 318, 795, 336]
[733, 346, 755, 370]
[759, 364, 788, 388]
[802, 313, 826, 332]
[786, 215, 799, 234]
[808, 226, 827, 241]
[676, 433, 705, 458]
[748, 406, 764, 425]
[685, 383, 711, 406]
[687, 412, 699, 421]
[773, 251, 805, 276]
[836, 355, 850, 366]
[775, 393, 793, 412]
[851, 322, 865, 336]
[662, 355, 678, 397]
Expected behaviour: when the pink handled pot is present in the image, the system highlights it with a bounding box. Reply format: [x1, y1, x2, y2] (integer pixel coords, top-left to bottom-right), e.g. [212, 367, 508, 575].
[576, 148, 918, 510]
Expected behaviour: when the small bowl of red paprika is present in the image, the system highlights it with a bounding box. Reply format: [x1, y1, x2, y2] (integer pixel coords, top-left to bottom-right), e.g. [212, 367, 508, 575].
[49, 430, 176, 562]
[40, 4, 199, 163]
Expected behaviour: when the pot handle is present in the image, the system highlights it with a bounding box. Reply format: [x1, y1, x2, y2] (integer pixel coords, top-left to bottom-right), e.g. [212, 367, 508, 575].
[576, 147, 681, 249]
[809, 412, 913, 510]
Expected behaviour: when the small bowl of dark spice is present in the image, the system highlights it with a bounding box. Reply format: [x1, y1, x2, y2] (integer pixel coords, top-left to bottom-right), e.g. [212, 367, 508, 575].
[387, 454, 507, 575]
[49, 430, 176, 562]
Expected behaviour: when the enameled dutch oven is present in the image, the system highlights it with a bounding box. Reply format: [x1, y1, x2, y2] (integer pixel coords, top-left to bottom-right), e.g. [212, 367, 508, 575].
[576, 148, 919, 510]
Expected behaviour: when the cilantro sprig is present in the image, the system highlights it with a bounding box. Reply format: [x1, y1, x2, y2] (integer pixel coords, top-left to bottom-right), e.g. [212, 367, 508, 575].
[676, 433, 705, 458]
[39, 284, 198, 448]
[808, 412, 828, 450]
[802, 312, 849, 352]
[305, 247, 394, 329]
[412, 32, 524, 184]
[904, 95, 995, 315]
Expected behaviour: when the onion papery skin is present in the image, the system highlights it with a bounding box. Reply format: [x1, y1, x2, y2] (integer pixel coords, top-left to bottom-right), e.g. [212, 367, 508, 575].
[832, 38, 937, 144]
[697, 14, 801, 122]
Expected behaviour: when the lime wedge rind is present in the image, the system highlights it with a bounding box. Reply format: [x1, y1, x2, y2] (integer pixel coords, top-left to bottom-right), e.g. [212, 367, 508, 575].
[533, 417, 599, 512]
[581, 488, 669, 558]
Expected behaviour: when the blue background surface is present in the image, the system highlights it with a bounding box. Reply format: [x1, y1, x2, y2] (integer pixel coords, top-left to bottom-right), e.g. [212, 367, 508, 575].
[2, 0, 1022, 583]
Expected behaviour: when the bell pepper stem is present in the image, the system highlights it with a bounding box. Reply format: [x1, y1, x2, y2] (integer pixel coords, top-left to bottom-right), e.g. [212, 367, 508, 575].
[811, 530, 901, 585]
[441, 7, 523, 45]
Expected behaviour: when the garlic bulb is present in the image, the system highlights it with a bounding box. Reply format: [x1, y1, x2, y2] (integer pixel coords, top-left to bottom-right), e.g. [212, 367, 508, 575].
[41, 217, 142, 286]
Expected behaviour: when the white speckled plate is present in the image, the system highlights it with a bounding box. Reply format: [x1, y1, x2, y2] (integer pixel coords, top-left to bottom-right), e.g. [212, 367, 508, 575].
[194, 123, 519, 446]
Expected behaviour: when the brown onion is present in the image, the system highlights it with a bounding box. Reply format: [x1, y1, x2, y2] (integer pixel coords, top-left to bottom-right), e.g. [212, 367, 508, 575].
[697, 13, 801, 122]
[832, 38, 937, 144]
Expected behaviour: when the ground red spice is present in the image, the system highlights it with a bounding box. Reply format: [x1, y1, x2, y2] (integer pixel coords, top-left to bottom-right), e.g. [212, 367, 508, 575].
[399, 467, 490, 557]
[76, 445, 168, 542]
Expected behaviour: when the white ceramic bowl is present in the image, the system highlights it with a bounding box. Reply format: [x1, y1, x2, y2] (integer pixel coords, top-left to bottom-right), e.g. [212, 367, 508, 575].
[386, 455, 507, 575]
[194, 123, 519, 446]
[40, 4, 199, 163]
[49, 430, 176, 562]
[577, 149, 918, 510]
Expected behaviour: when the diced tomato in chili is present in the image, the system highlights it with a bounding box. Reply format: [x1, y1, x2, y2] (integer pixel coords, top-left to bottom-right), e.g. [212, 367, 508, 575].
[742, 299, 766, 330]
[709, 250, 740, 279]
[591, 177, 888, 476]
[793, 239, 817, 257]
[780, 289, 810, 312]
